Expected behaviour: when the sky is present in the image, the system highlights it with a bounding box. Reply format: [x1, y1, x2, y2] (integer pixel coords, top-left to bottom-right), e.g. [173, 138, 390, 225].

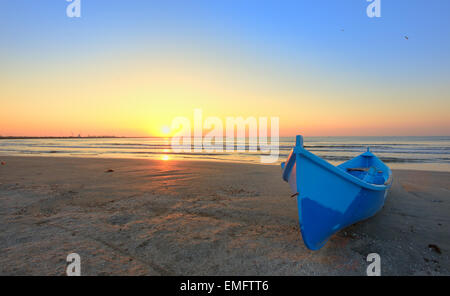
[1, 0, 449, 137]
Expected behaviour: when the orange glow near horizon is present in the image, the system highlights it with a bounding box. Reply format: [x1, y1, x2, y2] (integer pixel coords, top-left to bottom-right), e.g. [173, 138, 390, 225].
[1, 50, 449, 137]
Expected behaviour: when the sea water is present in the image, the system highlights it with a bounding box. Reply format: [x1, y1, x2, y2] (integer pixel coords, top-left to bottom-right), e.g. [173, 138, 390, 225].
[0, 136, 449, 172]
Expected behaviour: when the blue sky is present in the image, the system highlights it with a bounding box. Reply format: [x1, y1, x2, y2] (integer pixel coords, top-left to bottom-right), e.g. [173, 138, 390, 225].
[1, 1, 449, 136]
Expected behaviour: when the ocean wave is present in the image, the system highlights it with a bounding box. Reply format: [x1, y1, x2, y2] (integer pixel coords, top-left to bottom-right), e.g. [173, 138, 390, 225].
[1, 137, 449, 168]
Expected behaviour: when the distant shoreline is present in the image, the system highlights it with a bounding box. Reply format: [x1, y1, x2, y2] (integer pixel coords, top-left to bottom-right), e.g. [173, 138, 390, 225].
[1, 136, 449, 140]
[0, 136, 154, 140]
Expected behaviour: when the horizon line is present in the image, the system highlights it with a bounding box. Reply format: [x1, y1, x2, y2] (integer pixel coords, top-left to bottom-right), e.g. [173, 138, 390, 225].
[1, 135, 449, 139]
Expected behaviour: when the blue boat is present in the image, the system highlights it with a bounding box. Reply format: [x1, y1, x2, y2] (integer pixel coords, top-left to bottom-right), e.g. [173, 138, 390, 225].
[281, 135, 393, 250]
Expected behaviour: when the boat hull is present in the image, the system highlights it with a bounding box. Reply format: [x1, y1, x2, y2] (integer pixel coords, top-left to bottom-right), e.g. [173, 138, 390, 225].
[282, 136, 392, 250]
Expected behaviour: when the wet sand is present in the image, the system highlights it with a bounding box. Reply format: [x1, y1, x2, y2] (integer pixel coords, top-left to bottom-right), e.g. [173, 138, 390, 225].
[0, 156, 449, 275]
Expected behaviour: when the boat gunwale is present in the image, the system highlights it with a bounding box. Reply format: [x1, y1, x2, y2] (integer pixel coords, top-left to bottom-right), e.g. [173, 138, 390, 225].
[293, 146, 392, 191]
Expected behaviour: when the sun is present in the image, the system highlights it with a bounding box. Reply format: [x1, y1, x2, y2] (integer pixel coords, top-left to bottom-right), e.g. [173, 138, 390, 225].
[160, 125, 171, 136]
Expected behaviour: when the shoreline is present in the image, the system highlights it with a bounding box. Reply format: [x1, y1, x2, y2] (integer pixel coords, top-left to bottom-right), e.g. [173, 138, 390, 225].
[1, 156, 449, 275]
[1, 154, 449, 172]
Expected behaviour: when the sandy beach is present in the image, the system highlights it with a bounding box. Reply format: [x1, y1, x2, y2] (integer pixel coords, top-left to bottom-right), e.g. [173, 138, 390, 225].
[0, 156, 449, 275]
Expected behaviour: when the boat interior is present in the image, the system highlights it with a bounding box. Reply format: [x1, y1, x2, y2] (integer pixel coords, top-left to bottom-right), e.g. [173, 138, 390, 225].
[337, 151, 389, 185]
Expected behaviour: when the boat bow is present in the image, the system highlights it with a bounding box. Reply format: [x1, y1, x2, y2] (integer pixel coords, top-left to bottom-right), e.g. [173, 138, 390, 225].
[281, 135, 392, 250]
